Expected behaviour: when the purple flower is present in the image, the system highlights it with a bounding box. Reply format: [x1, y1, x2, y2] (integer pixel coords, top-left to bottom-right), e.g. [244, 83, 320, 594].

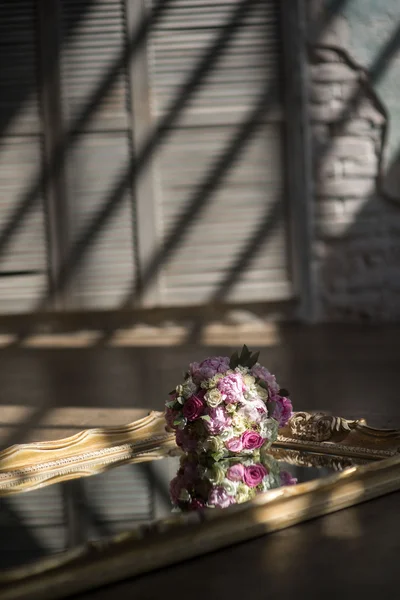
[190, 356, 230, 383]
[225, 436, 244, 453]
[181, 460, 200, 485]
[169, 475, 185, 504]
[205, 406, 232, 435]
[270, 395, 293, 427]
[241, 430, 265, 450]
[165, 406, 179, 430]
[189, 498, 206, 511]
[175, 428, 198, 452]
[251, 364, 280, 395]
[243, 464, 268, 487]
[217, 372, 245, 404]
[227, 463, 245, 482]
[280, 471, 298, 487]
[208, 486, 233, 509]
[182, 393, 205, 422]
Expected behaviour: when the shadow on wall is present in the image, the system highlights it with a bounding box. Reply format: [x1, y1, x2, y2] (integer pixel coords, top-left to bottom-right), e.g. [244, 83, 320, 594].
[309, 40, 400, 321]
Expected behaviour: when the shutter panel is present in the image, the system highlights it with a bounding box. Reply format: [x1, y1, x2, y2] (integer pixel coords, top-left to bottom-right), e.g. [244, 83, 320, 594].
[0, 486, 66, 569]
[143, 0, 292, 306]
[60, 0, 137, 309]
[83, 464, 154, 538]
[0, 2, 48, 313]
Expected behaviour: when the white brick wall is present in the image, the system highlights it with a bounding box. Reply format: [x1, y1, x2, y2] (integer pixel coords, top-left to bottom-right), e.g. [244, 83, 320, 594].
[309, 47, 400, 321]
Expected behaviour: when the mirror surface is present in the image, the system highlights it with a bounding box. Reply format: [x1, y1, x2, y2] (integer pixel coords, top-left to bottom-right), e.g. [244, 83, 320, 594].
[0, 449, 373, 572]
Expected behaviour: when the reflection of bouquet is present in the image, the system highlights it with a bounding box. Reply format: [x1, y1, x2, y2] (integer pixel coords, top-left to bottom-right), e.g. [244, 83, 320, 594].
[165, 346, 293, 459]
[170, 454, 297, 511]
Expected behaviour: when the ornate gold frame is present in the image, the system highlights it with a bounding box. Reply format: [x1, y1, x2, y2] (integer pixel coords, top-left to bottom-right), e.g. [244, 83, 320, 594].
[0, 411, 399, 600]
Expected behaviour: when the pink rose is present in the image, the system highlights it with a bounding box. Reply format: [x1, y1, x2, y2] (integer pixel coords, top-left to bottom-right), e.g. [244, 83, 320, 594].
[205, 406, 232, 435]
[217, 373, 245, 404]
[241, 430, 265, 450]
[190, 356, 230, 383]
[243, 464, 268, 487]
[270, 395, 293, 427]
[227, 463, 245, 482]
[225, 436, 243, 452]
[280, 471, 297, 486]
[208, 486, 233, 509]
[183, 394, 205, 422]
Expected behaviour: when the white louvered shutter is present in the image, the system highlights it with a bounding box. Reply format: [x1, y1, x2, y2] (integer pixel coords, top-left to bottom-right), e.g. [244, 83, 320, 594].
[0, 2, 48, 313]
[141, 0, 293, 306]
[60, 0, 137, 309]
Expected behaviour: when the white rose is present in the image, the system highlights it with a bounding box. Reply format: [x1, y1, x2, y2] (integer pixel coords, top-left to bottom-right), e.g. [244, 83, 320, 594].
[205, 388, 223, 407]
[221, 478, 238, 495]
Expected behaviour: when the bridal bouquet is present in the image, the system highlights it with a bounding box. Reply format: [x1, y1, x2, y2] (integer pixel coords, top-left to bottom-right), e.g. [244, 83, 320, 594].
[165, 346, 293, 460]
[170, 454, 297, 511]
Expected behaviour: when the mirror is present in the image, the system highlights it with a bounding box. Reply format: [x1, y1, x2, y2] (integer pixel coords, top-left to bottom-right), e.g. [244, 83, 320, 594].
[0, 447, 369, 572]
[0, 410, 399, 600]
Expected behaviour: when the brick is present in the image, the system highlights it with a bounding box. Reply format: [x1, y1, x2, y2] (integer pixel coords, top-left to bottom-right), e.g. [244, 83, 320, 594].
[326, 136, 376, 160]
[310, 84, 335, 103]
[316, 177, 375, 197]
[311, 49, 342, 63]
[310, 63, 358, 83]
[342, 157, 378, 176]
[309, 103, 344, 122]
[338, 119, 376, 135]
[357, 101, 386, 125]
[339, 80, 363, 100]
[318, 159, 344, 178]
[315, 198, 345, 219]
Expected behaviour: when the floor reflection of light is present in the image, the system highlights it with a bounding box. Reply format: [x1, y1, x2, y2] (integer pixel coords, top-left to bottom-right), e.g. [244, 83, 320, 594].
[321, 508, 362, 539]
[0, 323, 280, 349]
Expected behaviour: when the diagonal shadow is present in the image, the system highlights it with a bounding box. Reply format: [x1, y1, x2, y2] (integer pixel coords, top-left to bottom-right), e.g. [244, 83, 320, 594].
[0, 0, 96, 137]
[0, 0, 174, 261]
[5, 0, 265, 342]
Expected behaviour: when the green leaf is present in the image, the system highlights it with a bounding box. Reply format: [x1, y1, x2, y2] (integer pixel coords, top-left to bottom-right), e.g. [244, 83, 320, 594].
[168, 390, 176, 396]
[165, 400, 177, 409]
[173, 419, 182, 426]
[239, 344, 251, 365]
[183, 371, 190, 380]
[279, 388, 290, 397]
[246, 351, 260, 369]
[258, 379, 268, 390]
[229, 351, 240, 369]
[200, 414, 211, 422]
[176, 396, 184, 405]
[268, 401, 276, 418]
